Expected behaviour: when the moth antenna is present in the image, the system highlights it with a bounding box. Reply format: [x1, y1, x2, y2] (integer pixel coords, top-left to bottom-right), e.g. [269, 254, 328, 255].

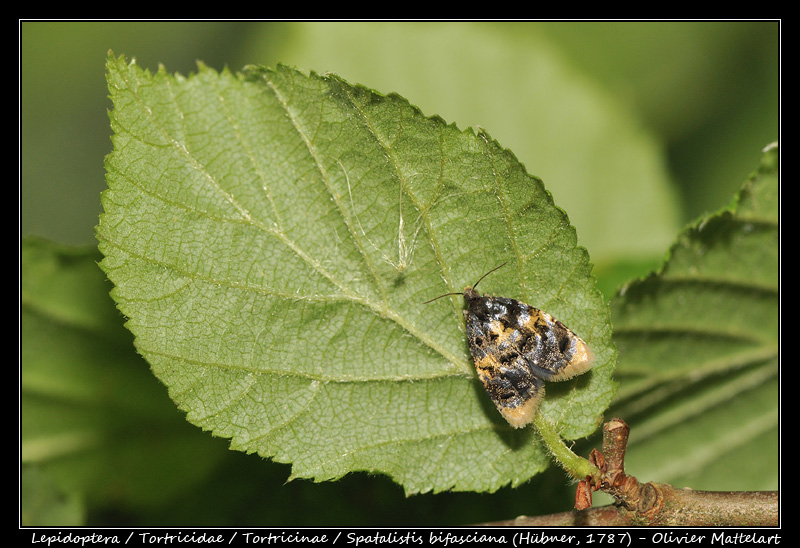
[422, 292, 463, 304]
[472, 261, 508, 291]
[422, 262, 509, 304]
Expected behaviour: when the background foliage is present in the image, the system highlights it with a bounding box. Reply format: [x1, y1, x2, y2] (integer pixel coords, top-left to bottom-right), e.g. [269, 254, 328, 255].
[20, 21, 779, 525]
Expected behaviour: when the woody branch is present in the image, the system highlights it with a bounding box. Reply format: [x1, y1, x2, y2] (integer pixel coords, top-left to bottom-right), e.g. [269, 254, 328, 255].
[483, 418, 778, 526]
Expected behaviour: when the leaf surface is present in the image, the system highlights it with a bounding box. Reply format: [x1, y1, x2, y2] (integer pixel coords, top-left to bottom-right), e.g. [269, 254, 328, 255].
[20, 237, 227, 513]
[98, 55, 615, 493]
[610, 144, 779, 490]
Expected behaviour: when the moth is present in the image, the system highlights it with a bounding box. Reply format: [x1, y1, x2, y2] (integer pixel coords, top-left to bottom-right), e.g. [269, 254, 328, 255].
[425, 264, 594, 428]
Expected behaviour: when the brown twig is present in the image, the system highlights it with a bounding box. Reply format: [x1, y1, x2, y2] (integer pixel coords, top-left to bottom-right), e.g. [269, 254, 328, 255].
[482, 418, 779, 526]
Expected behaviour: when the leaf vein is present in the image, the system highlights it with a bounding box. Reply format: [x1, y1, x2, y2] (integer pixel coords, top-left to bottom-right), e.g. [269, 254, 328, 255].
[259, 72, 388, 301]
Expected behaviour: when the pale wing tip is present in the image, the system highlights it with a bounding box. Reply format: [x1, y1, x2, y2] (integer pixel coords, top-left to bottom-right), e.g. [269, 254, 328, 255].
[498, 391, 544, 429]
[550, 339, 595, 382]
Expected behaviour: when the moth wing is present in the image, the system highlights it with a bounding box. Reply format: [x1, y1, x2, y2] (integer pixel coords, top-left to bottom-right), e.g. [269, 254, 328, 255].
[523, 309, 594, 382]
[473, 355, 545, 429]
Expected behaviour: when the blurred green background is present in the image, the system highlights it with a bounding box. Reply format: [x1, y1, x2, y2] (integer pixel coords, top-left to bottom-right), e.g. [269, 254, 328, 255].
[21, 22, 779, 259]
[20, 21, 779, 526]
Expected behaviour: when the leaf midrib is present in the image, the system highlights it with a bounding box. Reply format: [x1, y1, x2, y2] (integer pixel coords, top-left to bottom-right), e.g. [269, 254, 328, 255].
[110, 60, 471, 377]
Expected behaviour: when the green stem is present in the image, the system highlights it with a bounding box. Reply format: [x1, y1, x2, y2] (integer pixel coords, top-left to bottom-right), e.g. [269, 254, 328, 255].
[534, 414, 598, 480]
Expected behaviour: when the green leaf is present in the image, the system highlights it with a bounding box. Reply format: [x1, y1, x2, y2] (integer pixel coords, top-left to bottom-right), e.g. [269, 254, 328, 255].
[260, 22, 682, 263]
[98, 54, 615, 494]
[20, 237, 228, 510]
[609, 144, 779, 490]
